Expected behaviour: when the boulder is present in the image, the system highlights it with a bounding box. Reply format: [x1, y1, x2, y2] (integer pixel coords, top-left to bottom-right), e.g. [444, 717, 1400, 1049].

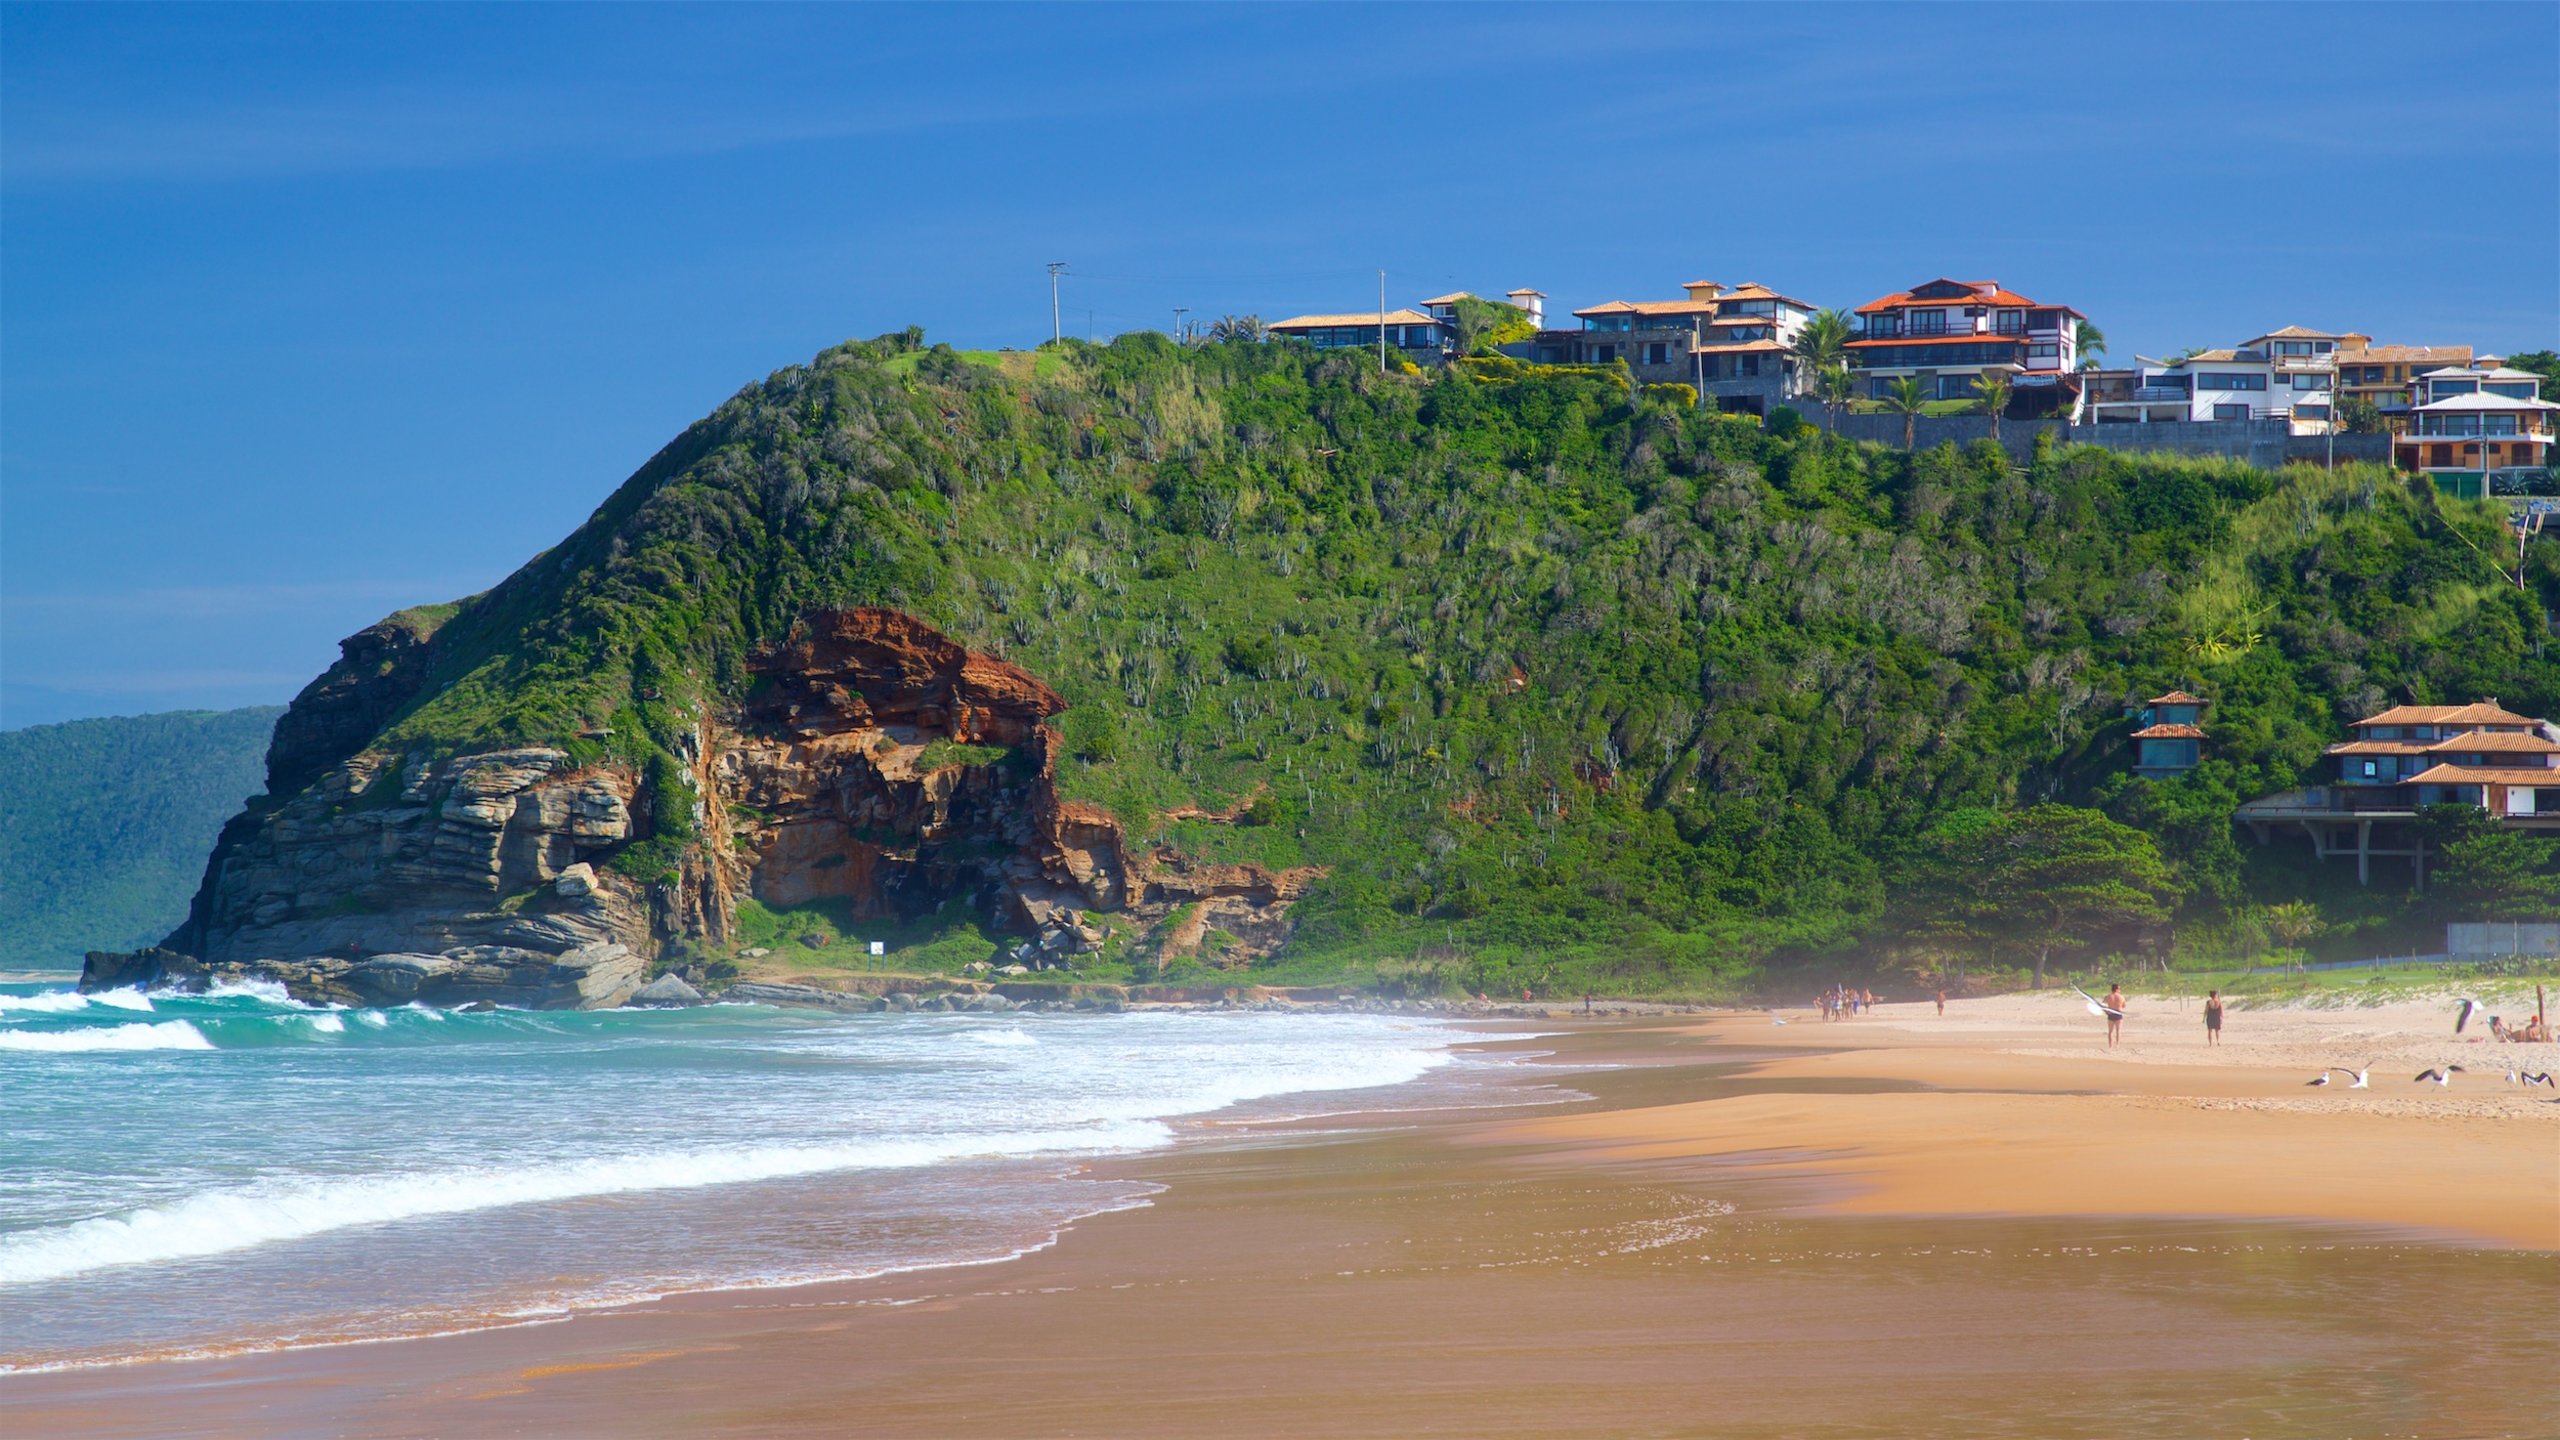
[628, 972, 707, 1007]
[554, 862, 599, 898]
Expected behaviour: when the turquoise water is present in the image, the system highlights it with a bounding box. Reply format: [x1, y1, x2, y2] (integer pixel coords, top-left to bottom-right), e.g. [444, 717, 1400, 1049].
[0, 979, 1477, 1371]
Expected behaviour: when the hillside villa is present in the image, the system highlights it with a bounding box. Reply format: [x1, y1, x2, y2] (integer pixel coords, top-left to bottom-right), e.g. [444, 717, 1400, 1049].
[2395, 364, 2558, 498]
[1265, 308, 1449, 358]
[2083, 326, 2342, 434]
[1844, 278, 2085, 411]
[2236, 700, 2560, 885]
[2334, 338, 2482, 426]
[2130, 690, 2207, 778]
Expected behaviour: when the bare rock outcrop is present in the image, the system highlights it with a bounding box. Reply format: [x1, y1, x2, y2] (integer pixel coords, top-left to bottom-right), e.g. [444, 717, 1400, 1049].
[145, 605, 1320, 1007]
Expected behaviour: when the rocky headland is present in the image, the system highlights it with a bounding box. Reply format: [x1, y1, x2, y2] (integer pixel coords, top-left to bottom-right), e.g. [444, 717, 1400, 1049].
[86, 607, 1318, 1009]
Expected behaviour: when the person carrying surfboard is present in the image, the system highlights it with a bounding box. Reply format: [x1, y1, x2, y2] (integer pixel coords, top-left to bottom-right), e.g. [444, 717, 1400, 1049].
[2103, 983, 2127, 1046]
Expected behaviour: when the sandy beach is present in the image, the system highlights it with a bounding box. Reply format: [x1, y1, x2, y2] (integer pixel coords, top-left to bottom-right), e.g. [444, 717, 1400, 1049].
[11, 988, 2557, 1438]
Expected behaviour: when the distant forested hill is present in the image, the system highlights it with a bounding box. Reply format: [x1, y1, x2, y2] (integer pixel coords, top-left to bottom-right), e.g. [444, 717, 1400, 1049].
[0, 707, 281, 969]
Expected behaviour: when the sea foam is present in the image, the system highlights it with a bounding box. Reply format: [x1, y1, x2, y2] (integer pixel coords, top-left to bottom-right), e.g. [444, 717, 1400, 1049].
[0, 1121, 1172, 1287]
[0, 1021, 215, 1054]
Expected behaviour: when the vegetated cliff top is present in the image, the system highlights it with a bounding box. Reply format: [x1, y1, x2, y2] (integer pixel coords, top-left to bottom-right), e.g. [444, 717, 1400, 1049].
[275, 328, 2557, 979]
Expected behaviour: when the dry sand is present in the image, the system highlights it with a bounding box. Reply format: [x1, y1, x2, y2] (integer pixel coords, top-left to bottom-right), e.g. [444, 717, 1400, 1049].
[9, 989, 2556, 1438]
[1511, 990, 2560, 1249]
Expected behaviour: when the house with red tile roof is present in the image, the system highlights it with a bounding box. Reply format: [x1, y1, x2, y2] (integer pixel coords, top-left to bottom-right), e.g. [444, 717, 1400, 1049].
[1844, 277, 2088, 412]
[2236, 699, 2560, 885]
[2130, 690, 2207, 778]
[1527, 280, 1820, 411]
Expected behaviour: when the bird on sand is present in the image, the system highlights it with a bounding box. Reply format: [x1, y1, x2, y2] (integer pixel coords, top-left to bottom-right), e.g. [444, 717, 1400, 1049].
[2307, 1066, 2369, 1088]
[2414, 1065, 2466, 1087]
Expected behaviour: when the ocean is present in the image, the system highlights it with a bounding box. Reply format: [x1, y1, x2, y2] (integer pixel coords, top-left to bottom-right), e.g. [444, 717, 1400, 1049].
[0, 978, 1486, 1372]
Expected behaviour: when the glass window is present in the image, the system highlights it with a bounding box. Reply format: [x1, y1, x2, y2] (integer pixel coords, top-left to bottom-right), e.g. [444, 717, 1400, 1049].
[2197, 373, 2268, 391]
[2293, 373, 2326, 388]
[1908, 311, 1949, 336]
[2213, 402, 2254, 421]
[2027, 343, 2059, 362]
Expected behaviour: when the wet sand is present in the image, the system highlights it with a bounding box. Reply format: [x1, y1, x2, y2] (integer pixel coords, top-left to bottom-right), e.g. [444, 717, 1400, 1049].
[12, 993, 2558, 1438]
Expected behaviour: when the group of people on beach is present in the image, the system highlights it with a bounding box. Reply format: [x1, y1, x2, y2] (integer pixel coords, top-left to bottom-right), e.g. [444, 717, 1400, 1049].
[1817, 986, 1876, 1020]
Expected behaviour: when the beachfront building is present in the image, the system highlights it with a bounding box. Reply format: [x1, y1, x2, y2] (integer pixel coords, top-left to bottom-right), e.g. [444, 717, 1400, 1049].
[2130, 691, 2207, 779]
[2394, 366, 2557, 498]
[1844, 278, 2087, 416]
[2334, 338, 2480, 428]
[2236, 700, 2560, 885]
[1266, 309, 1449, 361]
[2082, 327, 2341, 434]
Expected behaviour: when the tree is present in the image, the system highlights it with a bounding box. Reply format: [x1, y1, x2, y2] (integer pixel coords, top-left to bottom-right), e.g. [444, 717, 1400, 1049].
[2506, 350, 2560, 388]
[1880, 375, 1929, 450]
[1902, 805, 2181, 988]
[1973, 370, 2016, 441]
[1448, 296, 1534, 355]
[1791, 308, 1854, 376]
[1209, 314, 1267, 344]
[1815, 365, 1858, 434]
[2421, 804, 2560, 920]
[2338, 396, 2388, 435]
[2076, 319, 2108, 371]
[2263, 900, 2323, 972]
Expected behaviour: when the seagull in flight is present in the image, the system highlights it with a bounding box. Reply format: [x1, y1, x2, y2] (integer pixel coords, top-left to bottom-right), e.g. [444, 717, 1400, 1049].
[2307, 1066, 2370, 1088]
[2414, 1065, 2466, 1087]
[2510, 1070, 2554, 1088]
[2453, 999, 2482, 1034]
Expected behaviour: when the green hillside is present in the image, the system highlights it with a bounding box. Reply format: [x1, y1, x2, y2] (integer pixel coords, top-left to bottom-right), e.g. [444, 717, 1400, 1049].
[0, 707, 282, 970]
[253, 331, 2560, 991]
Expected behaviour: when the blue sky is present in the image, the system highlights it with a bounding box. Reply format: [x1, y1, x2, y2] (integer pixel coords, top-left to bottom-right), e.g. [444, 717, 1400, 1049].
[5, 3, 2555, 727]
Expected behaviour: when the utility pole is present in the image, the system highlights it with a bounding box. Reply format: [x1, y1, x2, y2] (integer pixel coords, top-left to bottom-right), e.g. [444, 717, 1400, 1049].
[1173, 306, 1189, 345]
[1046, 262, 1068, 346]
[1378, 268, 1388, 374]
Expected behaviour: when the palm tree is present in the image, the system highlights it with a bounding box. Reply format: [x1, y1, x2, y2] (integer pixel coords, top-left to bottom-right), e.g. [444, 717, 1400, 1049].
[1881, 375, 1929, 449]
[2264, 900, 2323, 973]
[1209, 314, 1267, 344]
[1972, 370, 2015, 441]
[2075, 318, 2107, 371]
[1790, 308, 1854, 377]
[1816, 365, 1858, 434]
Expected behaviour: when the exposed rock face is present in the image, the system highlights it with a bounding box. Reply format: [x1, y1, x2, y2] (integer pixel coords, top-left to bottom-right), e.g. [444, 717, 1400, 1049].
[708, 607, 1319, 966]
[81, 942, 647, 1010]
[151, 606, 1319, 1006]
[165, 741, 652, 995]
[262, 610, 443, 799]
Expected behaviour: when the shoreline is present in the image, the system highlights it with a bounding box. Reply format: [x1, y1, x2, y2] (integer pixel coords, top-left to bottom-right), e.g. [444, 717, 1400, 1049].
[8, 994, 2556, 1437]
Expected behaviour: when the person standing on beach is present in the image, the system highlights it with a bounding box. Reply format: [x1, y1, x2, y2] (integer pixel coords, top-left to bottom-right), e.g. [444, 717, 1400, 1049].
[1935, 989, 1946, 1017]
[2103, 983, 2127, 1047]
[2203, 990, 2224, 1047]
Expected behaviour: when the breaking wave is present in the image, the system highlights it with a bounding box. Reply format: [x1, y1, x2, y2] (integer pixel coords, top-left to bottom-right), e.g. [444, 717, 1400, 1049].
[0, 1021, 215, 1054]
[0, 1121, 1172, 1286]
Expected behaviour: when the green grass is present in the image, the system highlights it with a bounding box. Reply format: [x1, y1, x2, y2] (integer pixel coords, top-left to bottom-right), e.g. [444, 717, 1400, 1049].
[914, 739, 1012, 772]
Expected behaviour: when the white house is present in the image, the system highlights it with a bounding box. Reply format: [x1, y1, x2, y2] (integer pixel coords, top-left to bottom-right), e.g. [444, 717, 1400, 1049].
[2083, 326, 2341, 434]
